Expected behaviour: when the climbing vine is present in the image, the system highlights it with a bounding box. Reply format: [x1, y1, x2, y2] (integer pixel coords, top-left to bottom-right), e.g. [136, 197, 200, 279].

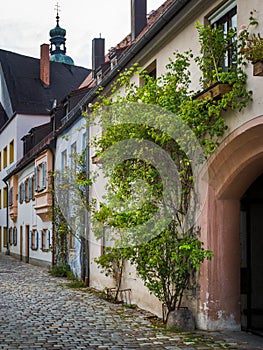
[87, 22, 251, 313]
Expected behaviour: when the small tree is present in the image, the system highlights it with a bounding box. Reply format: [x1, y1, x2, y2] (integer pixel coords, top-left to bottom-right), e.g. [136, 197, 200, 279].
[131, 226, 213, 315]
[94, 246, 127, 303]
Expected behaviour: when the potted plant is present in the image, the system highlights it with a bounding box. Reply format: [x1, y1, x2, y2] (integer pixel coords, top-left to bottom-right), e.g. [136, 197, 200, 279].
[239, 11, 263, 76]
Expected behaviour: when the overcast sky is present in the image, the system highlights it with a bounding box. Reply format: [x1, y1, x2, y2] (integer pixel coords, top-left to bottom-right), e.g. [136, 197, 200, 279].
[0, 0, 165, 68]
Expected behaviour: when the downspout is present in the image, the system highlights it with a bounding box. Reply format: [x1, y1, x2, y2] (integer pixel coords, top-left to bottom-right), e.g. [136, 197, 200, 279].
[49, 141, 56, 266]
[85, 123, 90, 287]
[3, 179, 10, 255]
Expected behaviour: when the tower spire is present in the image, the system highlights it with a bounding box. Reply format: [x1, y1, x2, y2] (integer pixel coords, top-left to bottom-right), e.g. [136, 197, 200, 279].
[55, 2, 60, 26]
[49, 3, 74, 65]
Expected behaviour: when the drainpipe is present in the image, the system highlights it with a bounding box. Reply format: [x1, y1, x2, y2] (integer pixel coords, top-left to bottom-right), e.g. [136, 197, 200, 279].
[85, 122, 90, 287]
[49, 141, 56, 266]
[3, 179, 10, 255]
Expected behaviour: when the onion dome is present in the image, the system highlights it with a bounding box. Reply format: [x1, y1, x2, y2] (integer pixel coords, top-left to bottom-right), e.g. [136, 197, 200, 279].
[49, 7, 74, 65]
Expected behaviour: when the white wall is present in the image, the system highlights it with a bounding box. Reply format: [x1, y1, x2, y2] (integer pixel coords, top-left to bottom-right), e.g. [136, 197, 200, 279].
[9, 162, 53, 265]
[0, 113, 50, 252]
[55, 117, 88, 277]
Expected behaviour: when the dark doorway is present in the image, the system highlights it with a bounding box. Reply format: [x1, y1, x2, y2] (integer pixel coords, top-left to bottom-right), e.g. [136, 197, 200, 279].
[25, 225, 30, 264]
[20, 226, 23, 261]
[241, 174, 263, 335]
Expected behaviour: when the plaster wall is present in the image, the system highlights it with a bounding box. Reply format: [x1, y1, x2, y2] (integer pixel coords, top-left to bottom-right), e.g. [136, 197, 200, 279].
[55, 117, 87, 278]
[0, 114, 49, 252]
[9, 162, 52, 265]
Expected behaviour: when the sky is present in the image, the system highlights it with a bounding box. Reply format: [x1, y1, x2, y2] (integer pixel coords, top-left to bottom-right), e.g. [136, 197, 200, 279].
[0, 0, 165, 68]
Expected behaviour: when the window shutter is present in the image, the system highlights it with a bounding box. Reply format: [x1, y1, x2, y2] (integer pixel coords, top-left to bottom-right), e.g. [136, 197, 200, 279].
[22, 182, 26, 202]
[18, 185, 20, 203]
[47, 230, 51, 249]
[39, 230, 43, 250]
[34, 167, 38, 191]
[28, 177, 32, 200]
[42, 162, 47, 189]
[36, 230, 39, 250]
[29, 230, 32, 249]
[13, 228, 17, 245]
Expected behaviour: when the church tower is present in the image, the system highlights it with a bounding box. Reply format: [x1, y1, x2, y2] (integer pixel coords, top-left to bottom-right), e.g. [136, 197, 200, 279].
[49, 4, 74, 65]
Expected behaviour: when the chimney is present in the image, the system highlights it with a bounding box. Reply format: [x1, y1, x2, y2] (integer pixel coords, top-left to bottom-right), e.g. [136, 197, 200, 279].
[92, 37, 105, 78]
[131, 0, 147, 41]
[40, 44, 50, 87]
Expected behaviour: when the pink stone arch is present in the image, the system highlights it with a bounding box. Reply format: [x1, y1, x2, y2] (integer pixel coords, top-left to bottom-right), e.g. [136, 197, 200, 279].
[197, 116, 263, 330]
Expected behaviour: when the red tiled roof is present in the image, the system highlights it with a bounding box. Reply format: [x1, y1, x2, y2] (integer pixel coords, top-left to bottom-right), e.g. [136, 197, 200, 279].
[79, 0, 174, 89]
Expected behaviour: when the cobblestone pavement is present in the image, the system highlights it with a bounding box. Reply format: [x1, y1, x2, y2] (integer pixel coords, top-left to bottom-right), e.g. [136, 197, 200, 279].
[0, 254, 262, 350]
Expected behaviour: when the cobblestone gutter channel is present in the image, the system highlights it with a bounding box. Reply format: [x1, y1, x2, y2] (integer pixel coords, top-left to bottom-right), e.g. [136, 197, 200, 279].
[0, 254, 262, 350]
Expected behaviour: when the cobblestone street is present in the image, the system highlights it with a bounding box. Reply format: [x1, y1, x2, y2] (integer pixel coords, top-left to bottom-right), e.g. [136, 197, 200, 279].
[0, 254, 262, 350]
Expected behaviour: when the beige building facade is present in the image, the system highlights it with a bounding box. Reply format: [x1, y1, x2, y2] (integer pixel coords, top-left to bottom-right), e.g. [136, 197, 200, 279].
[86, 0, 263, 332]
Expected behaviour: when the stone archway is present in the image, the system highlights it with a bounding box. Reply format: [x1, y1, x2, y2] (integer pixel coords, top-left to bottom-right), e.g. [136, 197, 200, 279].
[196, 116, 263, 331]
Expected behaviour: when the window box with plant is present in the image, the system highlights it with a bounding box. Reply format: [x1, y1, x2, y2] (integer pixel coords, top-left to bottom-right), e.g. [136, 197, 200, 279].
[194, 19, 249, 103]
[240, 11, 263, 76]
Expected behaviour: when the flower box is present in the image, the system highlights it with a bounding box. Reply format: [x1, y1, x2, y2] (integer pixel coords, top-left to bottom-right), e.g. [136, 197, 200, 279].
[253, 61, 263, 76]
[194, 82, 232, 101]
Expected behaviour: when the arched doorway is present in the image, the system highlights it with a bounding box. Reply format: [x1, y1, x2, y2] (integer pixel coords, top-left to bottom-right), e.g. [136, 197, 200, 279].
[241, 174, 263, 334]
[198, 116, 263, 331]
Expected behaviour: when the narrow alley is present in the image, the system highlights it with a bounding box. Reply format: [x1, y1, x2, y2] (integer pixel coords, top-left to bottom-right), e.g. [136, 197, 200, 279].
[0, 254, 262, 350]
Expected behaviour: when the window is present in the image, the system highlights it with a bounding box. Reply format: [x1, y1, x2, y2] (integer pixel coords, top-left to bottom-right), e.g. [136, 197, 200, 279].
[61, 150, 67, 170]
[8, 187, 13, 206]
[31, 229, 38, 250]
[13, 227, 17, 246]
[101, 226, 112, 255]
[3, 227, 7, 247]
[0, 151, 2, 171]
[96, 70, 103, 84]
[25, 178, 29, 202]
[82, 133, 87, 151]
[9, 140, 14, 164]
[3, 146, 7, 168]
[35, 162, 47, 192]
[0, 189, 2, 209]
[3, 187, 7, 208]
[111, 56, 118, 70]
[70, 142, 77, 169]
[140, 60, 157, 86]
[69, 230, 76, 250]
[41, 229, 51, 251]
[18, 183, 23, 204]
[209, 0, 237, 71]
